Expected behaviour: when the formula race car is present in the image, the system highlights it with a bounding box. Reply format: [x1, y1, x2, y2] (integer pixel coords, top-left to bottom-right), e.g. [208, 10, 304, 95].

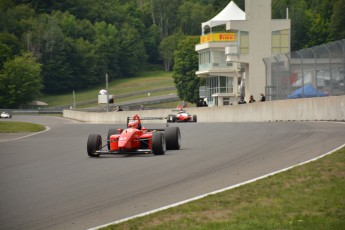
[87, 114, 181, 157]
[167, 109, 197, 123]
[0, 112, 12, 119]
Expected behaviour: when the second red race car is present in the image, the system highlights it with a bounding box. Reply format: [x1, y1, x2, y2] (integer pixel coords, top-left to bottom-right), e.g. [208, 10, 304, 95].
[167, 109, 197, 123]
[87, 114, 181, 157]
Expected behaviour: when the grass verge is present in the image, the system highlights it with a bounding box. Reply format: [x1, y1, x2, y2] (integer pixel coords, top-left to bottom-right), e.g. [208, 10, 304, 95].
[39, 71, 174, 107]
[0, 121, 46, 133]
[102, 147, 345, 230]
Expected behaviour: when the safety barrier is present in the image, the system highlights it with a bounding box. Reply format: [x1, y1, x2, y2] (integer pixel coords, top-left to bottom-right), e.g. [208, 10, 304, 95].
[63, 95, 345, 123]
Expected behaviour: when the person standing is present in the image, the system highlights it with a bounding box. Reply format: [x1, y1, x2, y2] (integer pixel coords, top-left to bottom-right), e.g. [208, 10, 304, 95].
[249, 95, 256, 103]
[238, 96, 247, 104]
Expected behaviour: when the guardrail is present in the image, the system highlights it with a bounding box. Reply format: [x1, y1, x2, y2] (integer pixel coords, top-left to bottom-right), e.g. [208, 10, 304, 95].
[1, 109, 63, 115]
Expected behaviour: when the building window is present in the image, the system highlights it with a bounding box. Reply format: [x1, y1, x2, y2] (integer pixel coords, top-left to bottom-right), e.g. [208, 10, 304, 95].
[199, 51, 211, 71]
[199, 51, 210, 65]
[206, 76, 234, 102]
[223, 97, 230, 105]
[240, 31, 249, 54]
[272, 29, 290, 54]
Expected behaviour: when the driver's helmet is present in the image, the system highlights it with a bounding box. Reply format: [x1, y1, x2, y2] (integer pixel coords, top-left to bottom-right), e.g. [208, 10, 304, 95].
[128, 120, 140, 129]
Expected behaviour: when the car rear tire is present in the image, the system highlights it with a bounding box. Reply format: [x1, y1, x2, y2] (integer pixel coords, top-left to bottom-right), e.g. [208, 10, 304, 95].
[165, 127, 181, 150]
[107, 129, 117, 150]
[87, 134, 102, 157]
[193, 115, 197, 122]
[152, 132, 166, 155]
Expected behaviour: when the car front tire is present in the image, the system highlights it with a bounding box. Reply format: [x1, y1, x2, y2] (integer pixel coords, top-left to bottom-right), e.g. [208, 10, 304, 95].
[193, 115, 197, 122]
[87, 134, 102, 157]
[152, 132, 166, 155]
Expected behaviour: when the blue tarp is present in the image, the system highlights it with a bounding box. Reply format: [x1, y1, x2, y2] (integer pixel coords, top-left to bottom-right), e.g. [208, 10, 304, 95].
[288, 84, 328, 99]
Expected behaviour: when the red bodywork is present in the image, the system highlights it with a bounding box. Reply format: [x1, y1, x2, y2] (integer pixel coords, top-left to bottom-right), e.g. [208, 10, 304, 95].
[109, 127, 152, 151]
[168, 109, 197, 122]
[175, 112, 193, 122]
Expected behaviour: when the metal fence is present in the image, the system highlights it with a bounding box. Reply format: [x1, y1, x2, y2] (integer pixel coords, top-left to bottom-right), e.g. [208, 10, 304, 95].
[263, 39, 345, 101]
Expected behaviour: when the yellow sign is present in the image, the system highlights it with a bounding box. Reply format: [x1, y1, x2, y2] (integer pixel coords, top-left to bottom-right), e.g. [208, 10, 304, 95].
[200, 33, 236, 43]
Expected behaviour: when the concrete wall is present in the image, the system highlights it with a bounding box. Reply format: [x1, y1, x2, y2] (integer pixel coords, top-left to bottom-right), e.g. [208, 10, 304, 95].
[63, 95, 345, 123]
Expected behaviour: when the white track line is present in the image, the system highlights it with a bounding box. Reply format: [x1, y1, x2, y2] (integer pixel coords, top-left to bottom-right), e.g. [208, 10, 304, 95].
[0, 126, 50, 142]
[88, 143, 345, 230]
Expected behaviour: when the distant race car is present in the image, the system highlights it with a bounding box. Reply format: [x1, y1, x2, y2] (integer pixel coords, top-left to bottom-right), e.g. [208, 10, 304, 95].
[0, 112, 12, 119]
[167, 109, 197, 123]
[87, 114, 181, 157]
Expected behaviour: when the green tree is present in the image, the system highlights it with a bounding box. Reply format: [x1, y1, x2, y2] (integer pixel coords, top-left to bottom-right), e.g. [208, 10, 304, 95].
[304, 9, 331, 47]
[178, 2, 213, 35]
[143, 24, 161, 64]
[0, 52, 42, 108]
[172, 36, 201, 104]
[150, 0, 181, 38]
[118, 22, 147, 76]
[159, 33, 182, 71]
[289, 0, 309, 50]
[330, 0, 345, 40]
[0, 32, 22, 69]
[0, 2, 35, 37]
[94, 21, 120, 81]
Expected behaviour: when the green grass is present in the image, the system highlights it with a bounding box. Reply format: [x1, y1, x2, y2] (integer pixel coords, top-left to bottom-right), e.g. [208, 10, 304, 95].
[78, 90, 178, 108]
[39, 71, 174, 107]
[0, 121, 46, 133]
[102, 147, 345, 230]
[145, 100, 181, 109]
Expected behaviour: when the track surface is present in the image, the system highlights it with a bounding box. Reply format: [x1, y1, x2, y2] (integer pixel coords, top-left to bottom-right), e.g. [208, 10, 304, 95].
[0, 116, 344, 230]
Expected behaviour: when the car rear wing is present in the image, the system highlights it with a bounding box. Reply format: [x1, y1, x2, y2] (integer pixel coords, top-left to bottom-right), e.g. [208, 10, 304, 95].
[127, 116, 167, 122]
[172, 109, 186, 112]
[127, 115, 169, 128]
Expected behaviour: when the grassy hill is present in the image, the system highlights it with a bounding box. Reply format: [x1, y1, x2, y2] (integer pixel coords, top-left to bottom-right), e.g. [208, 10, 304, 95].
[103, 147, 345, 229]
[38, 71, 177, 108]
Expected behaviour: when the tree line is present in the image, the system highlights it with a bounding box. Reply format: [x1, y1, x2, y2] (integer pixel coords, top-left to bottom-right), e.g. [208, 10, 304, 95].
[0, 0, 344, 108]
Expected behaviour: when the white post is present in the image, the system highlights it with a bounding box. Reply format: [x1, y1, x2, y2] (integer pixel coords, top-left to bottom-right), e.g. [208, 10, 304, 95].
[73, 90, 76, 108]
[286, 8, 289, 19]
[106, 74, 109, 112]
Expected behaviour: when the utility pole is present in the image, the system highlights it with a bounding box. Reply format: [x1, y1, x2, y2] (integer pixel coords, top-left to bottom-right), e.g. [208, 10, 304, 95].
[106, 74, 109, 112]
[73, 90, 76, 108]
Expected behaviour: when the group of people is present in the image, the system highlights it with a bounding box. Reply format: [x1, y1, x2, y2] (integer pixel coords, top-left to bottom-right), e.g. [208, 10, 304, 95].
[177, 100, 188, 109]
[238, 93, 265, 104]
[196, 98, 208, 107]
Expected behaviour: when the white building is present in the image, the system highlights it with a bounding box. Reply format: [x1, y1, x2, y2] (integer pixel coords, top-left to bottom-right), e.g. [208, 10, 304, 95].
[195, 0, 291, 106]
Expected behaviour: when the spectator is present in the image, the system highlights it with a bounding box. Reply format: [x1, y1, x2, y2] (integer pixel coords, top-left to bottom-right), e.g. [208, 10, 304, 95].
[249, 95, 256, 103]
[238, 96, 247, 104]
[196, 99, 203, 107]
[115, 106, 123, 111]
[259, 93, 266, 102]
[202, 99, 208, 107]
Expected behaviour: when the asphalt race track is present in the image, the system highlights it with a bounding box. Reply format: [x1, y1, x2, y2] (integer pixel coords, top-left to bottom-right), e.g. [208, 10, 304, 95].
[1, 116, 344, 230]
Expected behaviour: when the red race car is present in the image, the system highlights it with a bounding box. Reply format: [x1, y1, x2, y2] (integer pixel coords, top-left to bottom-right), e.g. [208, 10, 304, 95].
[167, 109, 197, 123]
[87, 114, 181, 157]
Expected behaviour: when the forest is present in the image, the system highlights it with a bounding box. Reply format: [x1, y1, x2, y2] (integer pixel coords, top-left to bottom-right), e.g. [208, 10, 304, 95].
[0, 0, 344, 108]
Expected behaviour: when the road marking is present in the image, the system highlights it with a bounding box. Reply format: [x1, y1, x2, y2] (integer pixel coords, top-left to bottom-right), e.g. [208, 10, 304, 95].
[88, 142, 345, 230]
[0, 126, 50, 142]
